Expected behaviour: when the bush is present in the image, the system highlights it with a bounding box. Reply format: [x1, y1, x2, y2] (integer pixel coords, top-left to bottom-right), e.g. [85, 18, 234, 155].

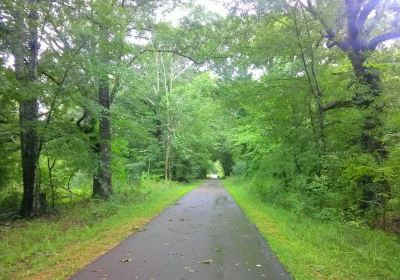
[0, 191, 21, 213]
[232, 161, 248, 176]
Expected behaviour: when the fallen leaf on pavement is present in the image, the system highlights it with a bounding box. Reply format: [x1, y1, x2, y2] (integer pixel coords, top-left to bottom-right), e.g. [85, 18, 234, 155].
[132, 226, 146, 232]
[184, 266, 196, 273]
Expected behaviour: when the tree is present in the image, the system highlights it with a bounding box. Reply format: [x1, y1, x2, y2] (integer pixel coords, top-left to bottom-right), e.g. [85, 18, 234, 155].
[5, 1, 42, 217]
[221, 0, 400, 228]
[301, 0, 400, 157]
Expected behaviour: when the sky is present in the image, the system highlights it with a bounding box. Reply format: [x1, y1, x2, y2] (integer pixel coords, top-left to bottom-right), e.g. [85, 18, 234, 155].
[189, 0, 228, 16]
[158, 0, 229, 25]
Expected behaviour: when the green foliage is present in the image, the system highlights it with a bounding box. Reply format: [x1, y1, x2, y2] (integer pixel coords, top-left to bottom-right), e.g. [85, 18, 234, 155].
[0, 0, 399, 234]
[218, 1, 400, 231]
[0, 181, 199, 279]
[224, 178, 400, 280]
[0, 1, 399, 279]
[212, 161, 225, 178]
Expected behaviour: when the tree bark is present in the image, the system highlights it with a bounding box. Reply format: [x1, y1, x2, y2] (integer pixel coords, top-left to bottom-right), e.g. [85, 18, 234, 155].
[95, 78, 113, 198]
[164, 132, 171, 181]
[92, 141, 102, 196]
[19, 100, 40, 216]
[14, 1, 41, 217]
[293, 8, 325, 171]
[159, 53, 172, 181]
[347, 51, 386, 158]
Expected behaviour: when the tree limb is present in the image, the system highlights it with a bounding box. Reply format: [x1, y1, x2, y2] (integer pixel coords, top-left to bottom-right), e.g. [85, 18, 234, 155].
[358, 0, 380, 29]
[304, 0, 336, 39]
[302, 0, 350, 51]
[145, 48, 208, 65]
[344, 0, 361, 39]
[40, 70, 61, 85]
[110, 77, 120, 104]
[367, 31, 400, 49]
[145, 47, 227, 65]
[322, 99, 354, 111]
[324, 120, 343, 128]
[76, 109, 88, 128]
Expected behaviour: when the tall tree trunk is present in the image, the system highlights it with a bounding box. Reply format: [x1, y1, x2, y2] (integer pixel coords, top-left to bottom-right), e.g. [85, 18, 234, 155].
[92, 142, 102, 196]
[164, 87, 171, 181]
[347, 51, 386, 159]
[13, 1, 41, 217]
[19, 100, 40, 216]
[95, 78, 112, 198]
[159, 53, 172, 181]
[164, 132, 171, 181]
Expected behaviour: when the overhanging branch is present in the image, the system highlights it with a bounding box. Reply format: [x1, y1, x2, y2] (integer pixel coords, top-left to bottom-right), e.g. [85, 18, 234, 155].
[322, 99, 354, 111]
[144, 48, 226, 65]
[145, 48, 205, 64]
[368, 31, 400, 50]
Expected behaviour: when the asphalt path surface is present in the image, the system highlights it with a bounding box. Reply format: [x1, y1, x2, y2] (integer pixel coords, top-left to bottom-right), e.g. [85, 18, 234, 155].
[71, 180, 291, 280]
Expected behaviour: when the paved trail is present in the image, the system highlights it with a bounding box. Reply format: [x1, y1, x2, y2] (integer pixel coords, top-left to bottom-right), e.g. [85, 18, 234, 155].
[71, 180, 291, 280]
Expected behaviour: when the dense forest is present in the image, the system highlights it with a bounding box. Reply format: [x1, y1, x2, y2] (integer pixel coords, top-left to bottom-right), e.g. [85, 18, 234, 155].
[1, 0, 400, 233]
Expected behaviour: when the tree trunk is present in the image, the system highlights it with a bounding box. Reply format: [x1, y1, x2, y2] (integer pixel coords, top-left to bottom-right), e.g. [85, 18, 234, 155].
[293, 11, 325, 174]
[47, 157, 56, 208]
[159, 53, 172, 181]
[95, 79, 112, 198]
[164, 132, 171, 181]
[14, 1, 41, 217]
[347, 51, 386, 159]
[19, 100, 40, 216]
[92, 141, 102, 196]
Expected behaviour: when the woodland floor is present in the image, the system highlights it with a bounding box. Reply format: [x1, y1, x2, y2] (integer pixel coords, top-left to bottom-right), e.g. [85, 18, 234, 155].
[71, 180, 291, 280]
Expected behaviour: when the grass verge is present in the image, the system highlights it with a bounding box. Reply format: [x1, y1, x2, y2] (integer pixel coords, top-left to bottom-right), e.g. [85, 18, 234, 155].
[223, 177, 400, 280]
[0, 180, 200, 280]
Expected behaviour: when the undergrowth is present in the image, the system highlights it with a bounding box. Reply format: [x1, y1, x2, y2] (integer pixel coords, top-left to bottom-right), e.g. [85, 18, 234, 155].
[0, 178, 200, 280]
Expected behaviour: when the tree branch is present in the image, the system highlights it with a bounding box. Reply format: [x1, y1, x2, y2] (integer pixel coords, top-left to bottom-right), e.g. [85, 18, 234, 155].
[52, 1, 105, 29]
[302, 0, 349, 51]
[145, 48, 227, 65]
[358, 0, 380, 28]
[110, 77, 120, 104]
[344, 0, 361, 39]
[324, 120, 343, 128]
[40, 70, 61, 85]
[76, 109, 88, 128]
[368, 31, 400, 49]
[145, 48, 207, 65]
[322, 99, 354, 111]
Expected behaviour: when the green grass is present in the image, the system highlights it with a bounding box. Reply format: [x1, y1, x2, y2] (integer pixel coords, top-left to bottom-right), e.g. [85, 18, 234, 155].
[0, 180, 200, 280]
[223, 177, 400, 280]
